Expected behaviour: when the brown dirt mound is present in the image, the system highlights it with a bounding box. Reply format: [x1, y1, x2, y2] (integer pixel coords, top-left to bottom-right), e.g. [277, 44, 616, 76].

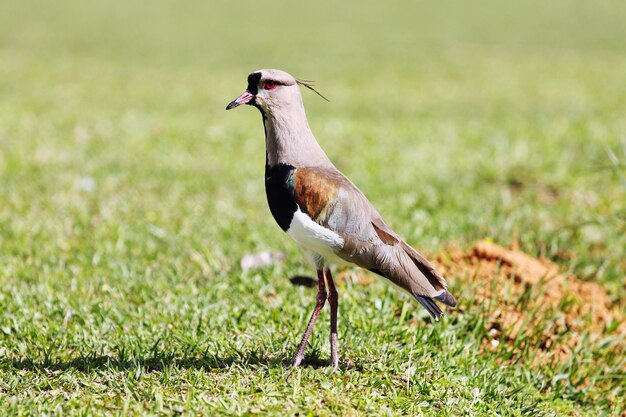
[434, 240, 625, 364]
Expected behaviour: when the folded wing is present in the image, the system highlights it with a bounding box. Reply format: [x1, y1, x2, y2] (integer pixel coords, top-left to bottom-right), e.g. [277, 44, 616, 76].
[292, 166, 456, 318]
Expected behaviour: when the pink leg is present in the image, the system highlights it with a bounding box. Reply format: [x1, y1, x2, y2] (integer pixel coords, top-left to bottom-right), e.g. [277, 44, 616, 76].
[326, 268, 339, 370]
[291, 269, 327, 367]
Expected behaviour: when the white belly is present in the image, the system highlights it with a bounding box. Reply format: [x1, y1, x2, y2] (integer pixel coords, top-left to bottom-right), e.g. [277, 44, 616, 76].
[286, 209, 347, 266]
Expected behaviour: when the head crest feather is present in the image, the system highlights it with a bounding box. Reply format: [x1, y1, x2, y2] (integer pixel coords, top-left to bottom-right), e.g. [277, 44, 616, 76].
[296, 79, 329, 102]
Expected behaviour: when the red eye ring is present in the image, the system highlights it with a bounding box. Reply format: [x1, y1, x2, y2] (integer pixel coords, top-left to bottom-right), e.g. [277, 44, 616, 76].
[264, 82, 277, 90]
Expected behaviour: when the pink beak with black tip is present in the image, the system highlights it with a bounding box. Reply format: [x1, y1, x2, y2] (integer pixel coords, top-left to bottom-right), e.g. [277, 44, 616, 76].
[225, 91, 254, 110]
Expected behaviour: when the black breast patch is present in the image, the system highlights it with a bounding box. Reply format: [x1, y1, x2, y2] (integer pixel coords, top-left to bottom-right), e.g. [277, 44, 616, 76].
[265, 162, 297, 231]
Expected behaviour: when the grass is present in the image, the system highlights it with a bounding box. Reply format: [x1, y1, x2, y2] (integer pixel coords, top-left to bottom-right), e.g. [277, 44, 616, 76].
[1, 0, 625, 415]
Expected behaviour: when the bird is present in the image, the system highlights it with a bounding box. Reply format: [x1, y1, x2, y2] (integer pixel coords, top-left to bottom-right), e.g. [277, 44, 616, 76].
[226, 69, 456, 369]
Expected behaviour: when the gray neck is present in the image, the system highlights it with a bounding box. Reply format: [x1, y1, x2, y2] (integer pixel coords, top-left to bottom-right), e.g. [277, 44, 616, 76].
[263, 104, 333, 168]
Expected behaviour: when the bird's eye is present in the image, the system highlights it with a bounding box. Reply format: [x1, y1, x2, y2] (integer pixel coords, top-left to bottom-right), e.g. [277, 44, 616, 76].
[264, 82, 277, 90]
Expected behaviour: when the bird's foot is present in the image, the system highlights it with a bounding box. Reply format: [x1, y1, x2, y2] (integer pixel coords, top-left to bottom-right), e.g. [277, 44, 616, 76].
[290, 354, 304, 368]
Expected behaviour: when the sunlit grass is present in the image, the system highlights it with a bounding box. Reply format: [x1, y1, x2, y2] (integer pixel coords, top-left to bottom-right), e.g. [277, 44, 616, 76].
[0, 0, 625, 415]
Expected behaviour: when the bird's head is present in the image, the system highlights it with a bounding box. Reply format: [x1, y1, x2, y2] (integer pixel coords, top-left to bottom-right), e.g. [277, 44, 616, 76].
[226, 69, 327, 115]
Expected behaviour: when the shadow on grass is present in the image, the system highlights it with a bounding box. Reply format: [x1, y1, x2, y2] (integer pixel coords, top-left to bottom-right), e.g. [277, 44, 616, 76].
[2, 352, 275, 373]
[0, 348, 357, 373]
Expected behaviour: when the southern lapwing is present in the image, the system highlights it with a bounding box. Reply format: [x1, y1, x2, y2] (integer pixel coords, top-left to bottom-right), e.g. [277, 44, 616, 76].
[226, 69, 457, 369]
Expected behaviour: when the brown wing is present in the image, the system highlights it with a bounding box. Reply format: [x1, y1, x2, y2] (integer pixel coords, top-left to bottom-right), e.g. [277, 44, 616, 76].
[292, 166, 455, 309]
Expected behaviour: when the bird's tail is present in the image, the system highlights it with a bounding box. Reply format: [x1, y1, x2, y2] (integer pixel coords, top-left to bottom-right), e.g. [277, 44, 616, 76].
[399, 243, 457, 319]
[415, 290, 456, 320]
[415, 296, 444, 320]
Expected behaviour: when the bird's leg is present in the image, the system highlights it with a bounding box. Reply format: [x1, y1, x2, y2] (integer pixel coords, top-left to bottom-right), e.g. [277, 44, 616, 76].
[291, 269, 327, 367]
[325, 268, 339, 370]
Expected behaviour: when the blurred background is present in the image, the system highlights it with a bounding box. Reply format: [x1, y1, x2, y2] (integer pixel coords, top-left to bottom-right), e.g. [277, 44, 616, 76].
[1, 0, 624, 283]
[0, 0, 625, 413]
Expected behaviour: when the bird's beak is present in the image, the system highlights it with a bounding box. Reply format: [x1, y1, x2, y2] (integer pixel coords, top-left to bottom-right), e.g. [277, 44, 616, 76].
[226, 91, 255, 110]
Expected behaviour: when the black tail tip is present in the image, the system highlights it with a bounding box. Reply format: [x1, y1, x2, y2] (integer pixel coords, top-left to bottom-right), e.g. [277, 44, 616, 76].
[415, 296, 444, 320]
[435, 290, 457, 308]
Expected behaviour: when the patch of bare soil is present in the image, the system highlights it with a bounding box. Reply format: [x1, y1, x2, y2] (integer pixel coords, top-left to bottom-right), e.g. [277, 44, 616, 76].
[434, 240, 625, 365]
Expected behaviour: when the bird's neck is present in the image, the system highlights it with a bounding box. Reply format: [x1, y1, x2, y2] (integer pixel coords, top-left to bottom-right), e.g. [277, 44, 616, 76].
[263, 106, 332, 169]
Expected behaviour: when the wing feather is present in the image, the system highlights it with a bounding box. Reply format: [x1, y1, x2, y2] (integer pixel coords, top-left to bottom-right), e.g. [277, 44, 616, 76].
[292, 166, 456, 312]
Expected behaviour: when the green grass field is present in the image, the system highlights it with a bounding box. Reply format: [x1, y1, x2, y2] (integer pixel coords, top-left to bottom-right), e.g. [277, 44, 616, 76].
[1, 0, 625, 415]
